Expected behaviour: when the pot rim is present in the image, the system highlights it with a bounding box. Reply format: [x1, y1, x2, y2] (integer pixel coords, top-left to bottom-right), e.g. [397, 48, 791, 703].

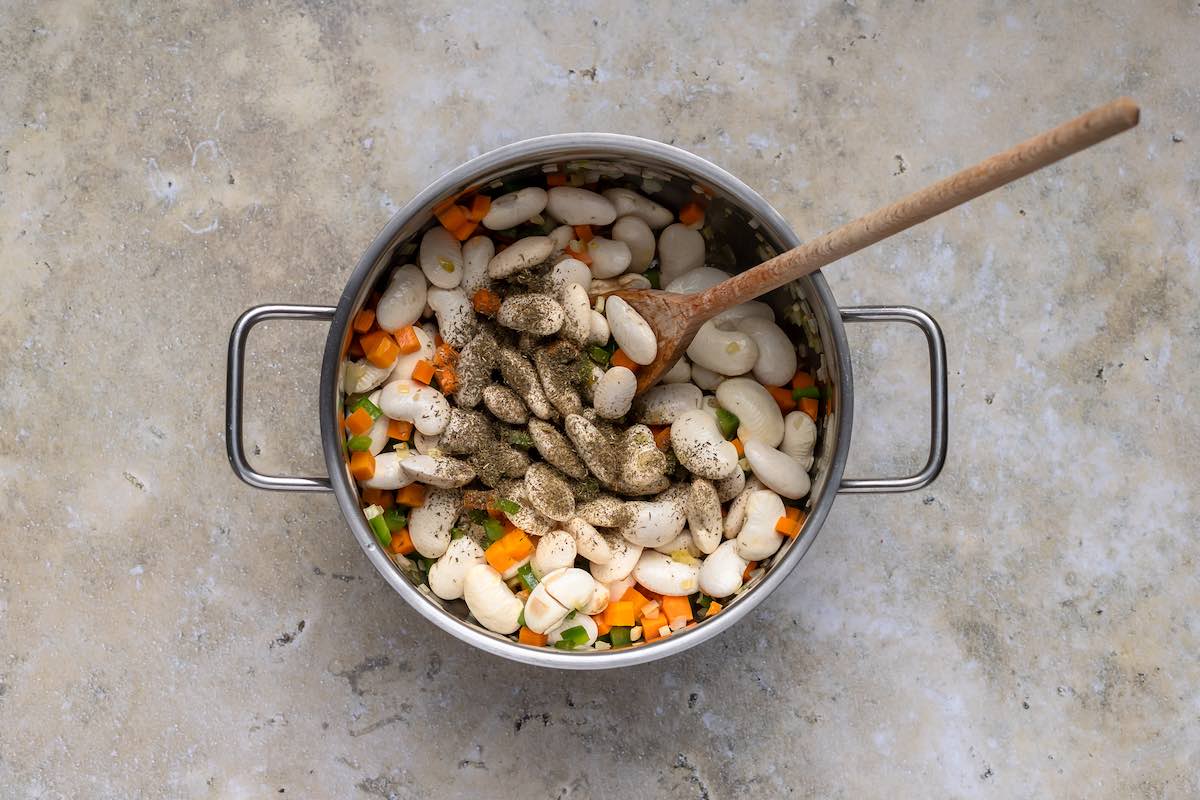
[318, 133, 854, 669]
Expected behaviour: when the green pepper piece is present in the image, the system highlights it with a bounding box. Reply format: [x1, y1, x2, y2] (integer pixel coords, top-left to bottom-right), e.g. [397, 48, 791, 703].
[382, 508, 407, 531]
[792, 386, 821, 400]
[644, 268, 661, 289]
[483, 518, 505, 543]
[507, 429, 534, 449]
[348, 396, 383, 420]
[588, 345, 611, 367]
[516, 563, 539, 591]
[468, 509, 489, 524]
[609, 626, 632, 649]
[450, 527, 467, 540]
[715, 408, 739, 440]
[517, 608, 526, 628]
[368, 514, 392, 547]
[497, 498, 521, 515]
[347, 434, 373, 452]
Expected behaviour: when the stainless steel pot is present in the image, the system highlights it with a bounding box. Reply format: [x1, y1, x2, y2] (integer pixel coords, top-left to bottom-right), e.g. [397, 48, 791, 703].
[225, 134, 948, 669]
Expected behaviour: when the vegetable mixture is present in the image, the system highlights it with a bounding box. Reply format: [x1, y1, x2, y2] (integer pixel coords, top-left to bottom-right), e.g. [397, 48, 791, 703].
[341, 169, 823, 650]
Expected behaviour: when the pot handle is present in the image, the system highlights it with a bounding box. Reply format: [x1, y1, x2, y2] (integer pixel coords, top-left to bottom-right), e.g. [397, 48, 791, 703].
[837, 306, 948, 494]
[226, 304, 337, 492]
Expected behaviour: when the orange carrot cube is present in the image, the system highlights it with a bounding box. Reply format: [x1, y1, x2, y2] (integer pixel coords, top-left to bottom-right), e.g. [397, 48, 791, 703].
[395, 484, 426, 507]
[349, 451, 375, 481]
[345, 407, 374, 435]
[352, 308, 376, 333]
[411, 359, 435, 385]
[387, 418, 413, 441]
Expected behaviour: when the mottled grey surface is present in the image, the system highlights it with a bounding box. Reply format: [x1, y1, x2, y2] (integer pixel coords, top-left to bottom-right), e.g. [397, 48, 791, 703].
[2, 1, 1198, 798]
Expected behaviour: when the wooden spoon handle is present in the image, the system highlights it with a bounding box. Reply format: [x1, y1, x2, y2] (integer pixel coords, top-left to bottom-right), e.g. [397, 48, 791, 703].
[695, 97, 1140, 314]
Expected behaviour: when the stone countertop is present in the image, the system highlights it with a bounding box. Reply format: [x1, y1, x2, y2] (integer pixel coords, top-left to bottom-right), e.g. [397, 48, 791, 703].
[2, 2, 1197, 797]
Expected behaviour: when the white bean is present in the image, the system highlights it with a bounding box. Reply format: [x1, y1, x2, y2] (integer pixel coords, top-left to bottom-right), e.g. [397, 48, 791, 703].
[611, 215, 656, 272]
[661, 356, 692, 384]
[359, 451, 415, 490]
[669, 409, 740, 480]
[633, 551, 700, 596]
[588, 273, 651, 297]
[408, 488, 460, 558]
[687, 321, 758, 376]
[712, 300, 775, 325]
[587, 309, 610, 345]
[418, 227, 464, 289]
[780, 411, 817, 470]
[735, 490, 786, 560]
[716, 378, 785, 447]
[601, 188, 674, 229]
[546, 613, 598, 648]
[619, 496, 687, 548]
[426, 287, 477, 349]
[587, 237, 633, 279]
[364, 396, 391, 455]
[566, 517, 611, 565]
[582, 582, 610, 616]
[550, 257, 592, 291]
[376, 264, 427, 331]
[689, 363, 725, 391]
[482, 186, 548, 230]
[548, 224, 574, 254]
[412, 429, 440, 455]
[428, 537, 486, 600]
[487, 235, 554, 279]
[399, 454, 475, 488]
[653, 529, 701, 557]
[730, 317, 795, 386]
[541, 567, 598, 611]
[461, 236, 495, 294]
[592, 366, 636, 419]
[658, 223, 705, 285]
[546, 186, 617, 226]
[604, 575, 637, 602]
[713, 468, 747, 503]
[686, 478, 723, 554]
[379, 379, 451, 435]
[522, 581, 569, 633]
[605, 296, 657, 365]
[388, 325, 436, 382]
[463, 564, 523, 634]
[496, 294, 564, 336]
[743, 440, 811, 500]
[533, 530, 577, 577]
[559, 282, 592, 345]
[589, 537, 642, 583]
[664, 267, 731, 294]
[635, 382, 703, 425]
[723, 478, 764, 538]
[698, 540, 749, 598]
[343, 359, 393, 394]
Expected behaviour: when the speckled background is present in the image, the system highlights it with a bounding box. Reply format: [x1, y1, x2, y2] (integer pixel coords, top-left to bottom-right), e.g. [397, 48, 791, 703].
[2, 1, 1197, 798]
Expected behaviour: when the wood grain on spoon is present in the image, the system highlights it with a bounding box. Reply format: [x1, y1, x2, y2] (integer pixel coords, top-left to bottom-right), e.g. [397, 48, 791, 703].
[616, 97, 1140, 393]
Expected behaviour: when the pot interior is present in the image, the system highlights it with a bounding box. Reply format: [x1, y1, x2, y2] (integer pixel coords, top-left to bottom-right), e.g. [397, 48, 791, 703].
[330, 140, 849, 664]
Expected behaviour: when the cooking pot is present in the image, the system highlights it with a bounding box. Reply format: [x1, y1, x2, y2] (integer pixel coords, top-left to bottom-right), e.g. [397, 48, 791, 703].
[225, 134, 947, 669]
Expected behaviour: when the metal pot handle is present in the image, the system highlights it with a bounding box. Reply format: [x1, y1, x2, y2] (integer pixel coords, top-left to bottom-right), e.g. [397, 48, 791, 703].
[226, 304, 337, 492]
[838, 306, 948, 494]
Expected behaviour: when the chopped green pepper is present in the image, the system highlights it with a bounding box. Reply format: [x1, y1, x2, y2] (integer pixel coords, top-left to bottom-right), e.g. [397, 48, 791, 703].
[507, 429, 534, 449]
[382, 508, 407, 531]
[348, 396, 383, 420]
[588, 345, 611, 367]
[468, 509, 489, 524]
[792, 386, 821, 400]
[517, 608, 526, 628]
[553, 625, 589, 649]
[715, 408, 739, 440]
[450, 527, 467, 540]
[609, 626, 632, 649]
[482, 518, 505, 543]
[347, 434, 372, 452]
[516, 563, 539, 591]
[367, 514, 392, 547]
[497, 498, 521, 515]
[644, 268, 661, 289]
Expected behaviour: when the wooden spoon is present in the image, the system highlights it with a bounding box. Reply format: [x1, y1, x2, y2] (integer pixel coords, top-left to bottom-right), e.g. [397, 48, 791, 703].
[616, 98, 1140, 394]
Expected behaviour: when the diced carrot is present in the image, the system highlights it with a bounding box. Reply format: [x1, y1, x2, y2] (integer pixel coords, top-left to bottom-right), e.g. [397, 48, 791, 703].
[660, 595, 693, 623]
[360, 330, 399, 368]
[433, 343, 459, 370]
[610, 348, 638, 371]
[731, 437, 745, 457]
[349, 450, 375, 481]
[775, 515, 801, 537]
[791, 370, 815, 389]
[784, 506, 803, 520]
[518, 626, 548, 646]
[742, 560, 758, 581]
[573, 224, 593, 243]
[471, 288, 501, 316]
[603, 601, 636, 628]
[345, 407, 374, 435]
[388, 528, 415, 556]
[411, 359, 436, 385]
[593, 614, 612, 636]
[348, 338, 364, 358]
[678, 202, 705, 226]
[396, 484, 426, 507]
[387, 418, 413, 441]
[641, 615, 668, 641]
[435, 203, 470, 232]
[485, 528, 533, 572]
[394, 326, 422, 354]
[705, 601, 723, 617]
[501, 519, 522, 538]
[546, 173, 567, 187]
[567, 240, 592, 265]
[434, 367, 459, 395]
[766, 384, 797, 413]
[352, 308, 376, 333]
[621, 586, 650, 610]
[467, 194, 492, 222]
[800, 397, 819, 421]
[450, 218, 479, 241]
[361, 488, 393, 509]
[652, 426, 672, 451]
